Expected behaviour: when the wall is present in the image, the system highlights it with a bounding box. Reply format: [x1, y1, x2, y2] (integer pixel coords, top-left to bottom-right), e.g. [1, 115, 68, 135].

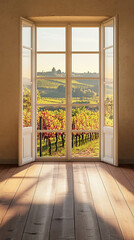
[0, 0, 134, 164]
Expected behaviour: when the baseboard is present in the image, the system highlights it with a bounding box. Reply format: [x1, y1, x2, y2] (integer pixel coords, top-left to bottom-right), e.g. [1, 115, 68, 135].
[0, 159, 18, 164]
[119, 159, 134, 165]
[0, 158, 134, 165]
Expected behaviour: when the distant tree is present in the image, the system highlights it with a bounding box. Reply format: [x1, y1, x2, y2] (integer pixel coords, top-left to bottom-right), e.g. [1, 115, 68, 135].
[57, 69, 61, 74]
[57, 85, 65, 92]
[52, 67, 56, 73]
[57, 85, 65, 97]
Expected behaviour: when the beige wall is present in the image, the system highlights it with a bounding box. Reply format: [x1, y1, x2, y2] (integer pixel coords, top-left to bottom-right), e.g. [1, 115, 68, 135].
[0, 0, 134, 164]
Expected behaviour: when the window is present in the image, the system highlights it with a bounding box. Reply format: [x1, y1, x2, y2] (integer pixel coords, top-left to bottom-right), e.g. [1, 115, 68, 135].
[36, 26, 100, 159]
[19, 17, 118, 166]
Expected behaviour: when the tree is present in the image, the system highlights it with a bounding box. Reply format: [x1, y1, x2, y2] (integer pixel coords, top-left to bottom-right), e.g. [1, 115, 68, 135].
[52, 67, 56, 73]
[57, 69, 61, 74]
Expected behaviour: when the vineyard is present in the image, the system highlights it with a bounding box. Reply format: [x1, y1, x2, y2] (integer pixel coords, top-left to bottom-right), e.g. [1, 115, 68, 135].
[23, 76, 113, 158]
[36, 106, 99, 157]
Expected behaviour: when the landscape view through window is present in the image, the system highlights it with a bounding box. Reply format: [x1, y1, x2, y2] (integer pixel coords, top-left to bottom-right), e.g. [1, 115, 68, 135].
[23, 27, 113, 158]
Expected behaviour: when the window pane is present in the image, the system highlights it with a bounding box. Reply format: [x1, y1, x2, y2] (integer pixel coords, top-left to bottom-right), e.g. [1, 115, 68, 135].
[105, 21, 113, 48]
[72, 54, 99, 76]
[37, 79, 66, 104]
[72, 79, 99, 104]
[105, 48, 113, 82]
[37, 54, 66, 77]
[72, 132, 99, 157]
[22, 24, 31, 48]
[104, 83, 113, 127]
[37, 132, 66, 157]
[72, 106, 99, 130]
[37, 107, 66, 130]
[22, 48, 31, 83]
[72, 27, 99, 51]
[23, 86, 31, 127]
[37, 27, 65, 51]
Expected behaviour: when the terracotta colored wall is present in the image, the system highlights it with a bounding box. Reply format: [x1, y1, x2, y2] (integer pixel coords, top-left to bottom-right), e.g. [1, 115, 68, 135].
[0, 0, 134, 164]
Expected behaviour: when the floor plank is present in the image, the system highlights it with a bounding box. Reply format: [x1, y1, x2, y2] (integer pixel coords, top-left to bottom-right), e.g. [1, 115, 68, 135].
[86, 162, 123, 240]
[96, 162, 134, 240]
[73, 163, 101, 240]
[108, 164, 134, 216]
[0, 163, 42, 240]
[0, 166, 17, 190]
[22, 163, 59, 240]
[0, 164, 29, 224]
[121, 165, 134, 187]
[49, 162, 75, 240]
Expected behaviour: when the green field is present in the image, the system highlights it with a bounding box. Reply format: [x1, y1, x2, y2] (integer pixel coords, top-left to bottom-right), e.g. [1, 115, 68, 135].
[37, 77, 99, 104]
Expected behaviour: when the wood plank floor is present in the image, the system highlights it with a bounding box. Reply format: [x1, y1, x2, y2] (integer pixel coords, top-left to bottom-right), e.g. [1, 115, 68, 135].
[0, 162, 134, 240]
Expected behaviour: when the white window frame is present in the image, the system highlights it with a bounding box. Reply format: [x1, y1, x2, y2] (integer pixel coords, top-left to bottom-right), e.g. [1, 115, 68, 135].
[35, 23, 101, 161]
[101, 16, 118, 166]
[19, 17, 35, 166]
[19, 16, 118, 165]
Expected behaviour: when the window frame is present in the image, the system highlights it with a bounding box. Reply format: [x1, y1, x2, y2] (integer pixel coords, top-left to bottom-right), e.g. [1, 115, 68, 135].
[19, 17, 36, 166]
[35, 23, 101, 161]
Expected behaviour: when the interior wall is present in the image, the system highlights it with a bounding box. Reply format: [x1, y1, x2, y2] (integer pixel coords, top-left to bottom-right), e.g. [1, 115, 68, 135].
[0, 0, 134, 164]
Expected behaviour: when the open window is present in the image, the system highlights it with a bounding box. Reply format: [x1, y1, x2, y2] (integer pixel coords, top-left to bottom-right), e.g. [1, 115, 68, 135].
[19, 18, 35, 166]
[101, 16, 118, 166]
[19, 16, 118, 166]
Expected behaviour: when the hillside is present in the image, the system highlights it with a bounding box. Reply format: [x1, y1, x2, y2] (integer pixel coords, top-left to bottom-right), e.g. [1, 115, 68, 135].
[37, 69, 112, 104]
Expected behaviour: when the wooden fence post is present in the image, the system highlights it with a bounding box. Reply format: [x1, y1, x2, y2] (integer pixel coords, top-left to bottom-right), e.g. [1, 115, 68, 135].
[72, 133, 74, 148]
[49, 139, 51, 155]
[40, 116, 42, 157]
[55, 133, 58, 151]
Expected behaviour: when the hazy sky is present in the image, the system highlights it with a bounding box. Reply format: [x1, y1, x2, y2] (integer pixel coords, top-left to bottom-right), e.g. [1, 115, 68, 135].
[37, 27, 99, 73]
[22, 26, 113, 79]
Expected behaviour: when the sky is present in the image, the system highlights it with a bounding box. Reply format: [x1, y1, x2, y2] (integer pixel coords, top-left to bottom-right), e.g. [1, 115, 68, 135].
[37, 27, 99, 73]
[22, 26, 113, 79]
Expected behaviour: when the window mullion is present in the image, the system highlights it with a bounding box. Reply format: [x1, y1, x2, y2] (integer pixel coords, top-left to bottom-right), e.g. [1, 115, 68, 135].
[66, 25, 72, 160]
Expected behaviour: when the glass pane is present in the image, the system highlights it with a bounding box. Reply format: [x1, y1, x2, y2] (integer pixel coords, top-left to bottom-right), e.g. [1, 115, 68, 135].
[72, 106, 99, 130]
[72, 27, 99, 51]
[104, 83, 113, 127]
[72, 132, 99, 157]
[37, 132, 66, 157]
[37, 54, 66, 77]
[37, 27, 65, 51]
[105, 21, 113, 48]
[72, 79, 99, 104]
[105, 48, 113, 82]
[72, 54, 99, 76]
[22, 24, 31, 48]
[22, 48, 31, 83]
[37, 79, 66, 104]
[37, 107, 66, 130]
[23, 86, 31, 127]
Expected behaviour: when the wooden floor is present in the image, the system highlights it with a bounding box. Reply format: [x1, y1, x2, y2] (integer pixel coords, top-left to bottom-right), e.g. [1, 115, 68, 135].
[0, 162, 134, 239]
